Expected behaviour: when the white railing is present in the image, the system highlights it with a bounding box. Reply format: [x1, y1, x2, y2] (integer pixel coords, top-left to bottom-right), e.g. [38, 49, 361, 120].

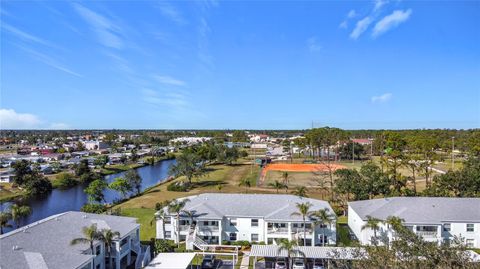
[291, 227, 313, 234]
[267, 227, 289, 234]
[416, 231, 438, 237]
[198, 226, 220, 232]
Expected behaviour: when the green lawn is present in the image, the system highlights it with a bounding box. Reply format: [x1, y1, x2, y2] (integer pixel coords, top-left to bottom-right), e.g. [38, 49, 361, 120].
[120, 207, 156, 241]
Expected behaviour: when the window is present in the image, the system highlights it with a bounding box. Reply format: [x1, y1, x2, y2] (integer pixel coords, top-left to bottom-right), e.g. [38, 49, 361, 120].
[230, 219, 237, 227]
[96, 264, 101, 269]
[251, 219, 259, 227]
[466, 239, 475, 248]
[251, 233, 259, 242]
[267, 238, 273, 244]
[164, 218, 171, 224]
[467, 224, 475, 232]
[204, 221, 209, 226]
[95, 245, 101, 255]
[165, 231, 171, 238]
[443, 223, 451, 232]
[229, 233, 237, 241]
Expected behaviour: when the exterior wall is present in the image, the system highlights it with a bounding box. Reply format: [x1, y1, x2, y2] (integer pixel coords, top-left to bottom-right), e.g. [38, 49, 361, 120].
[348, 206, 480, 248]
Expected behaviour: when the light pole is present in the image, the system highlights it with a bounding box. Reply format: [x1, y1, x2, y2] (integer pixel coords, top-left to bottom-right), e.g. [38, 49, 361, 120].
[451, 136, 455, 170]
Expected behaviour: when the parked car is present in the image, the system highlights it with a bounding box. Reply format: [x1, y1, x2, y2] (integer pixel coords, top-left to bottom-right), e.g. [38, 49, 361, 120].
[292, 258, 306, 269]
[312, 260, 325, 269]
[201, 255, 216, 269]
[275, 257, 288, 269]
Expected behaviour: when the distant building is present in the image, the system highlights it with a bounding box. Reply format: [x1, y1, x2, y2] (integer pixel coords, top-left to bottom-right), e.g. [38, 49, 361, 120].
[348, 197, 480, 248]
[0, 211, 150, 269]
[350, 138, 373, 146]
[0, 169, 14, 183]
[82, 140, 109, 151]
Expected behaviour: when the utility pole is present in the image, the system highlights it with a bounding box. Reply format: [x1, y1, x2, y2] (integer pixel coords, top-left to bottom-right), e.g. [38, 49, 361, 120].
[451, 136, 455, 170]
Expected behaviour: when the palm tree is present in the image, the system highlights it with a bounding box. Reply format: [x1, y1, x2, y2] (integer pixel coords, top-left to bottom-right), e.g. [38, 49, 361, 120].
[181, 210, 195, 227]
[70, 224, 102, 255]
[281, 171, 291, 185]
[168, 198, 190, 248]
[385, 216, 404, 242]
[292, 186, 308, 197]
[311, 208, 335, 246]
[10, 204, 32, 228]
[277, 239, 305, 269]
[238, 178, 251, 193]
[151, 208, 168, 239]
[290, 202, 313, 246]
[361, 215, 382, 245]
[98, 229, 120, 269]
[268, 180, 285, 193]
[0, 211, 12, 235]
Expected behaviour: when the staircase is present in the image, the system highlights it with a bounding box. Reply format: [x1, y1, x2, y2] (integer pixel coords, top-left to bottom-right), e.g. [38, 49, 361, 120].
[135, 245, 151, 269]
[186, 225, 208, 251]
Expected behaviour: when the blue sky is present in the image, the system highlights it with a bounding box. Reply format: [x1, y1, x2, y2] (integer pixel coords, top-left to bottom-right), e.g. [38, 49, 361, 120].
[1, 0, 479, 130]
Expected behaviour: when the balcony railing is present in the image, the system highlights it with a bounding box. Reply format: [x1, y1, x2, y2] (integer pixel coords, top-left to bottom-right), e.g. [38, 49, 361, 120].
[179, 225, 190, 231]
[416, 231, 438, 237]
[267, 227, 289, 234]
[291, 227, 313, 234]
[198, 226, 219, 232]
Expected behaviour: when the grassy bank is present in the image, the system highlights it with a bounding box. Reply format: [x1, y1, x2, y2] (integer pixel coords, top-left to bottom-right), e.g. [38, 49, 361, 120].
[120, 207, 156, 241]
[0, 183, 25, 202]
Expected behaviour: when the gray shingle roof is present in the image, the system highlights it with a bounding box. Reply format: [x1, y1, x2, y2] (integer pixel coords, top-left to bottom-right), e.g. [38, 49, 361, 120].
[0, 211, 139, 269]
[349, 197, 480, 224]
[169, 193, 334, 221]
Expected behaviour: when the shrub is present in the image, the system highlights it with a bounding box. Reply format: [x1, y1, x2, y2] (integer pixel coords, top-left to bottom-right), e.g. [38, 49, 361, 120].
[154, 239, 174, 253]
[231, 240, 251, 247]
[53, 173, 77, 189]
[167, 181, 189, 192]
[81, 203, 106, 214]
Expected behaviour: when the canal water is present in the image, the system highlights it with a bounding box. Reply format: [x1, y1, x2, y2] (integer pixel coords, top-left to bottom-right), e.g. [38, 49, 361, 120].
[0, 159, 176, 234]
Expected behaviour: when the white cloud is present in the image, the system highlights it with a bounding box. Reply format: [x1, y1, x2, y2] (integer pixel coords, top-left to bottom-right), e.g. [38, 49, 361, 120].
[0, 109, 42, 129]
[350, 16, 373, 40]
[339, 21, 348, 29]
[371, 93, 393, 103]
[73, 3, 123, 49]
[153, 75, 186, 86]
[16, 45, 82, 77]
[156, 1, 186, 25]
[141, 88, 188, 108]
[2, 23, 57, 48]
[306, 37, 322, 52]
[374, 0, 388, 12]
[372, 9, 412, 37]
[347, 10, 357, 18]
[49, 123, 70, 129]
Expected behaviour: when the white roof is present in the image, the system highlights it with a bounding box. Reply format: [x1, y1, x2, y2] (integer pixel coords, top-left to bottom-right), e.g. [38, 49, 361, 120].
[145, 253, 196, 269]
[249, 245, 361, 260]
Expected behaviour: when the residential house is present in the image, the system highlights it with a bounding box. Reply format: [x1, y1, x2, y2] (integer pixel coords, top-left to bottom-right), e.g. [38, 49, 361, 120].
[0, 168, 14, 183]
[156, 193, 336, 249]
[348, 197, 480, 248]
[0, 211, 150, 269]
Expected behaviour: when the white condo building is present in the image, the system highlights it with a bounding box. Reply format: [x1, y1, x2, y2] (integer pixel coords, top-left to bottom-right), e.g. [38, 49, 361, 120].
[155, 193, 336, 249]
[348, 197, 480, 248]
[0, 211, 151, 269]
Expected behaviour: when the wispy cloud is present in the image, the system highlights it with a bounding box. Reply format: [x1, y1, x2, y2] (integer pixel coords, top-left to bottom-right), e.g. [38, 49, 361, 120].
[17, 45, 82, 77]
[49, 123, 70, 129]
[2, 23, 56, 48]
[153, 75, 186, 86]
[347, 10, 357, 18]
[156, 1, 187, 25]
[141, 88, 189, 108]
[373, 0, 388, 12]
[371, 93, 393, 103]
[306, 37, 322, 52]
[73, 3, 123, 49]
[373, 9, 412, 37]
[339, 21, 348, 29]
[350, 16, 372, 40]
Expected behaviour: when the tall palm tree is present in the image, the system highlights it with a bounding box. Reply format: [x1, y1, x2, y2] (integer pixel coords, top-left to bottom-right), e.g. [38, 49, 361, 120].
[151, 208, 168, 239]
[168, 198, 190, 248]
[292, 186, 308, 198]
[385, 216, 404, 242]
[361, 215, 382, 245]
[70, 224, 102, 255]
[290, 202, 313, 246]
[277, 239, 305, 269]
[0, 211, 12, 235]
[311, 208, 335, 246]
[238, 178, 251, 193]
[10, 204, 32, 228]
[281, 171, 291, 185]
[99, 229, 121, 269]
[268, 180, 285, 193]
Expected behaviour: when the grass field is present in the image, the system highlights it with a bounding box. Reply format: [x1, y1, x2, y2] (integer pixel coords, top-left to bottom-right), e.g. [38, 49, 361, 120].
[0, 183, 24, 202]
[120, 207, 156, 241]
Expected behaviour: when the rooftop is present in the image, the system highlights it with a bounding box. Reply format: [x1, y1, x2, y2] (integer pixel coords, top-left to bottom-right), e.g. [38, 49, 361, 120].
[165, 193, 334, 221]
[0, 211, 139, 269]
[349, 197, 480, 224]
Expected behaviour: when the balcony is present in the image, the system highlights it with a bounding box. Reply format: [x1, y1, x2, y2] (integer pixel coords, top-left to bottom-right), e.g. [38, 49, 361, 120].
[291, 227, 313, 234]
[416, 231, 438, 238]
[198, 225, 220, 232]
[179, 225, 191, 231]
[267, 227, 289, 234]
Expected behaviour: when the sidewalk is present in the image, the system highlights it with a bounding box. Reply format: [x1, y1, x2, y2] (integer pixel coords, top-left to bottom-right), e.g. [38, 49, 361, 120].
[239, 251, 250, 268]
